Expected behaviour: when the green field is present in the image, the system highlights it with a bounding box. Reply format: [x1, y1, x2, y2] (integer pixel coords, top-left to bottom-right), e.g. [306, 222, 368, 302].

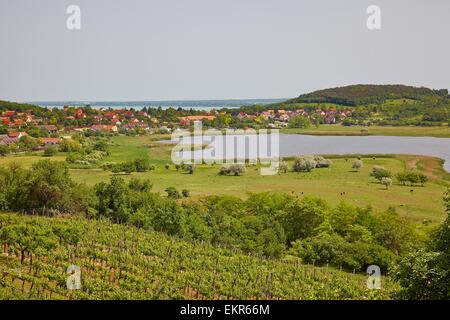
[0, 134, 448, 224]
[281, 124, 450, 137]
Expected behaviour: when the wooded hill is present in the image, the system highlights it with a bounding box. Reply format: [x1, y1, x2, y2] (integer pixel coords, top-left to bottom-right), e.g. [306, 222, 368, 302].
[286, 84, 449, 106]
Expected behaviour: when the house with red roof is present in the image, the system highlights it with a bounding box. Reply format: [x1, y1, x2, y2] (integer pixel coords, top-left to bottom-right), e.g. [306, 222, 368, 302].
[41, 137, 62, 146]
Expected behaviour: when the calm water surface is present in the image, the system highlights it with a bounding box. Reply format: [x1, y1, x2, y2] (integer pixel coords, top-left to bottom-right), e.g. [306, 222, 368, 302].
[169, 134, 450, 172]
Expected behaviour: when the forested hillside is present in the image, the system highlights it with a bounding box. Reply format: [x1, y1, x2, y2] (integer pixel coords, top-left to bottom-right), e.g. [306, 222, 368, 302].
[287, 84, 449, 106]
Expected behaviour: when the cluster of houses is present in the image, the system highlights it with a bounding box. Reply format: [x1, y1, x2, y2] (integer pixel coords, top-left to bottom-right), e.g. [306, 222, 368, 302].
[0, 125, 61, 147]
[63, 107, 157, 132]
[179, 115, 216, 126]
[1, 110, 40, 127]
[0, 105, 356, 148]
[238, 108, 354, 126]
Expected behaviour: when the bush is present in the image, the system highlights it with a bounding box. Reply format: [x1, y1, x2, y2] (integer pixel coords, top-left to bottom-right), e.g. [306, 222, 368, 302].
[59, 139, 82, 153]
[219, 166, 230, 175]
[133, 158, 153, 172]
[0, 145, 10, 156]
[278, 161, 288, 173]
[219, 164, 246, 176]
[352, 159, 363, 171]
[106, 158, 155, 173]
[314, 156, 332, 168]
[185, 164, 196, 174]
[289, 116, 311, 128]
[230, 164, 245, 176]
[293, 156, 317, 172]
[43, 146, 57, 157]
[290, 232, 395, 271]
[396, 171, 428, 186]
[371, 166, 392, 181]
[165, 187, 181, 199]
[66, 150, 107, 165]
[182, 189, 190, 197]
[381, 177, 392, 189]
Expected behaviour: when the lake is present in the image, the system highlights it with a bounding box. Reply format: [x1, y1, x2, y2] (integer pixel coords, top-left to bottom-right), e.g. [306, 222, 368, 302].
[169, 134, 450, 172]
[31, 99, 285, 111]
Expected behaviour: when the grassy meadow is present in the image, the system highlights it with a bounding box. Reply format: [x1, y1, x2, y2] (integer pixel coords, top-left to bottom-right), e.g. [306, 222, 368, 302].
[1, 134, 448, 224]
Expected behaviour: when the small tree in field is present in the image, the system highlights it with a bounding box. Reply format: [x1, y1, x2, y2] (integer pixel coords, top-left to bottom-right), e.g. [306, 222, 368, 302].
[294, 156, 316, 172]
[278, 161, 288, 173]
[219, 164, 245, 176]
[185, 164, 196, 174]
[381, 177, 392, 189]
[371, 166, 392, 182]
[229, 164, 245, 176]
[165, 187, 180, 199]
[352, 159, 363, 171]
[0, 145, 10, 157]
[44, 146, 57, 157]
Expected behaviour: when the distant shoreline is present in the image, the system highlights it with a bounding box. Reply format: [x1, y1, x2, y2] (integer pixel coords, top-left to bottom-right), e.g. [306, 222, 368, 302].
[27, 98, 286, 110]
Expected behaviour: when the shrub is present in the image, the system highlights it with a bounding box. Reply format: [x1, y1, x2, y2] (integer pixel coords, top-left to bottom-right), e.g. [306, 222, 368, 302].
[278, 161, 288, 173]
[165, 187, 181, 199]
[381, 177, 392, 189]
[185, 164, 196, 174]
[219, 166, 230, 175]
[290, 232, 395, 271]
[352, 159, 363, 171]
[396, 171, 428, 186]
[314, 156, 332, 168]
[229, 164, 245, 176]
[0, 145, 10, 156]
[293, 156, 316, 172]
[59, 139, 82, 153]
[370, 166, 392, 181]
[219, 164, 245, 176]
[66, 150, 107, 165]
[43, 146, 57, 157]
[289, 116, 311, 129]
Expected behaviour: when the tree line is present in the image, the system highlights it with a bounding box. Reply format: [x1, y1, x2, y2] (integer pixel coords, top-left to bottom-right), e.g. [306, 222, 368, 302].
[0, 160, 419, 272]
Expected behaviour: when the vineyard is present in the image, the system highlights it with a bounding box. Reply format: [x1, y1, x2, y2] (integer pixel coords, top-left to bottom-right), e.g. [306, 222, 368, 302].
[0, 213, 395, 300]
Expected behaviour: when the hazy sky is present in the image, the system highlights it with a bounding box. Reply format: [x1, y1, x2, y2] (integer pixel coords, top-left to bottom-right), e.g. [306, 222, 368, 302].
[1, 0, 449, 101]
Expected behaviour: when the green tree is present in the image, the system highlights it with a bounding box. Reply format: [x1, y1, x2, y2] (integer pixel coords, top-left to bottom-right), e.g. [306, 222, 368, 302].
[0, 144, 9, 156]
[370, 166, 392, 182]
[28, 160, 75, 211]
[293, 156, 316, 172]
[165, 186, 181, 199]
[44, 146, 57, 157]
[394, 189, 450, 299]
[352, 159, 363, 171]
[381, 177, 392, 189]
[289, 116, 311, 128]
[282, 197, 327, 243]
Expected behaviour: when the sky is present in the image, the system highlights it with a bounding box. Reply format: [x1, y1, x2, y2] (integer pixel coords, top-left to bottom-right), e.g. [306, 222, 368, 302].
[1, 0, 449, 102]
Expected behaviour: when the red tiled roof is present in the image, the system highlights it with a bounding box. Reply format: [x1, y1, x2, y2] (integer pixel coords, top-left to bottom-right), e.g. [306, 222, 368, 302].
[41, 138, 62, 144]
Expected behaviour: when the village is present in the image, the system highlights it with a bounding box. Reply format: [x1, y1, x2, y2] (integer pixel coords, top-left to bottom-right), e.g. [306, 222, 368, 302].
[0, 105, 354, 151]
